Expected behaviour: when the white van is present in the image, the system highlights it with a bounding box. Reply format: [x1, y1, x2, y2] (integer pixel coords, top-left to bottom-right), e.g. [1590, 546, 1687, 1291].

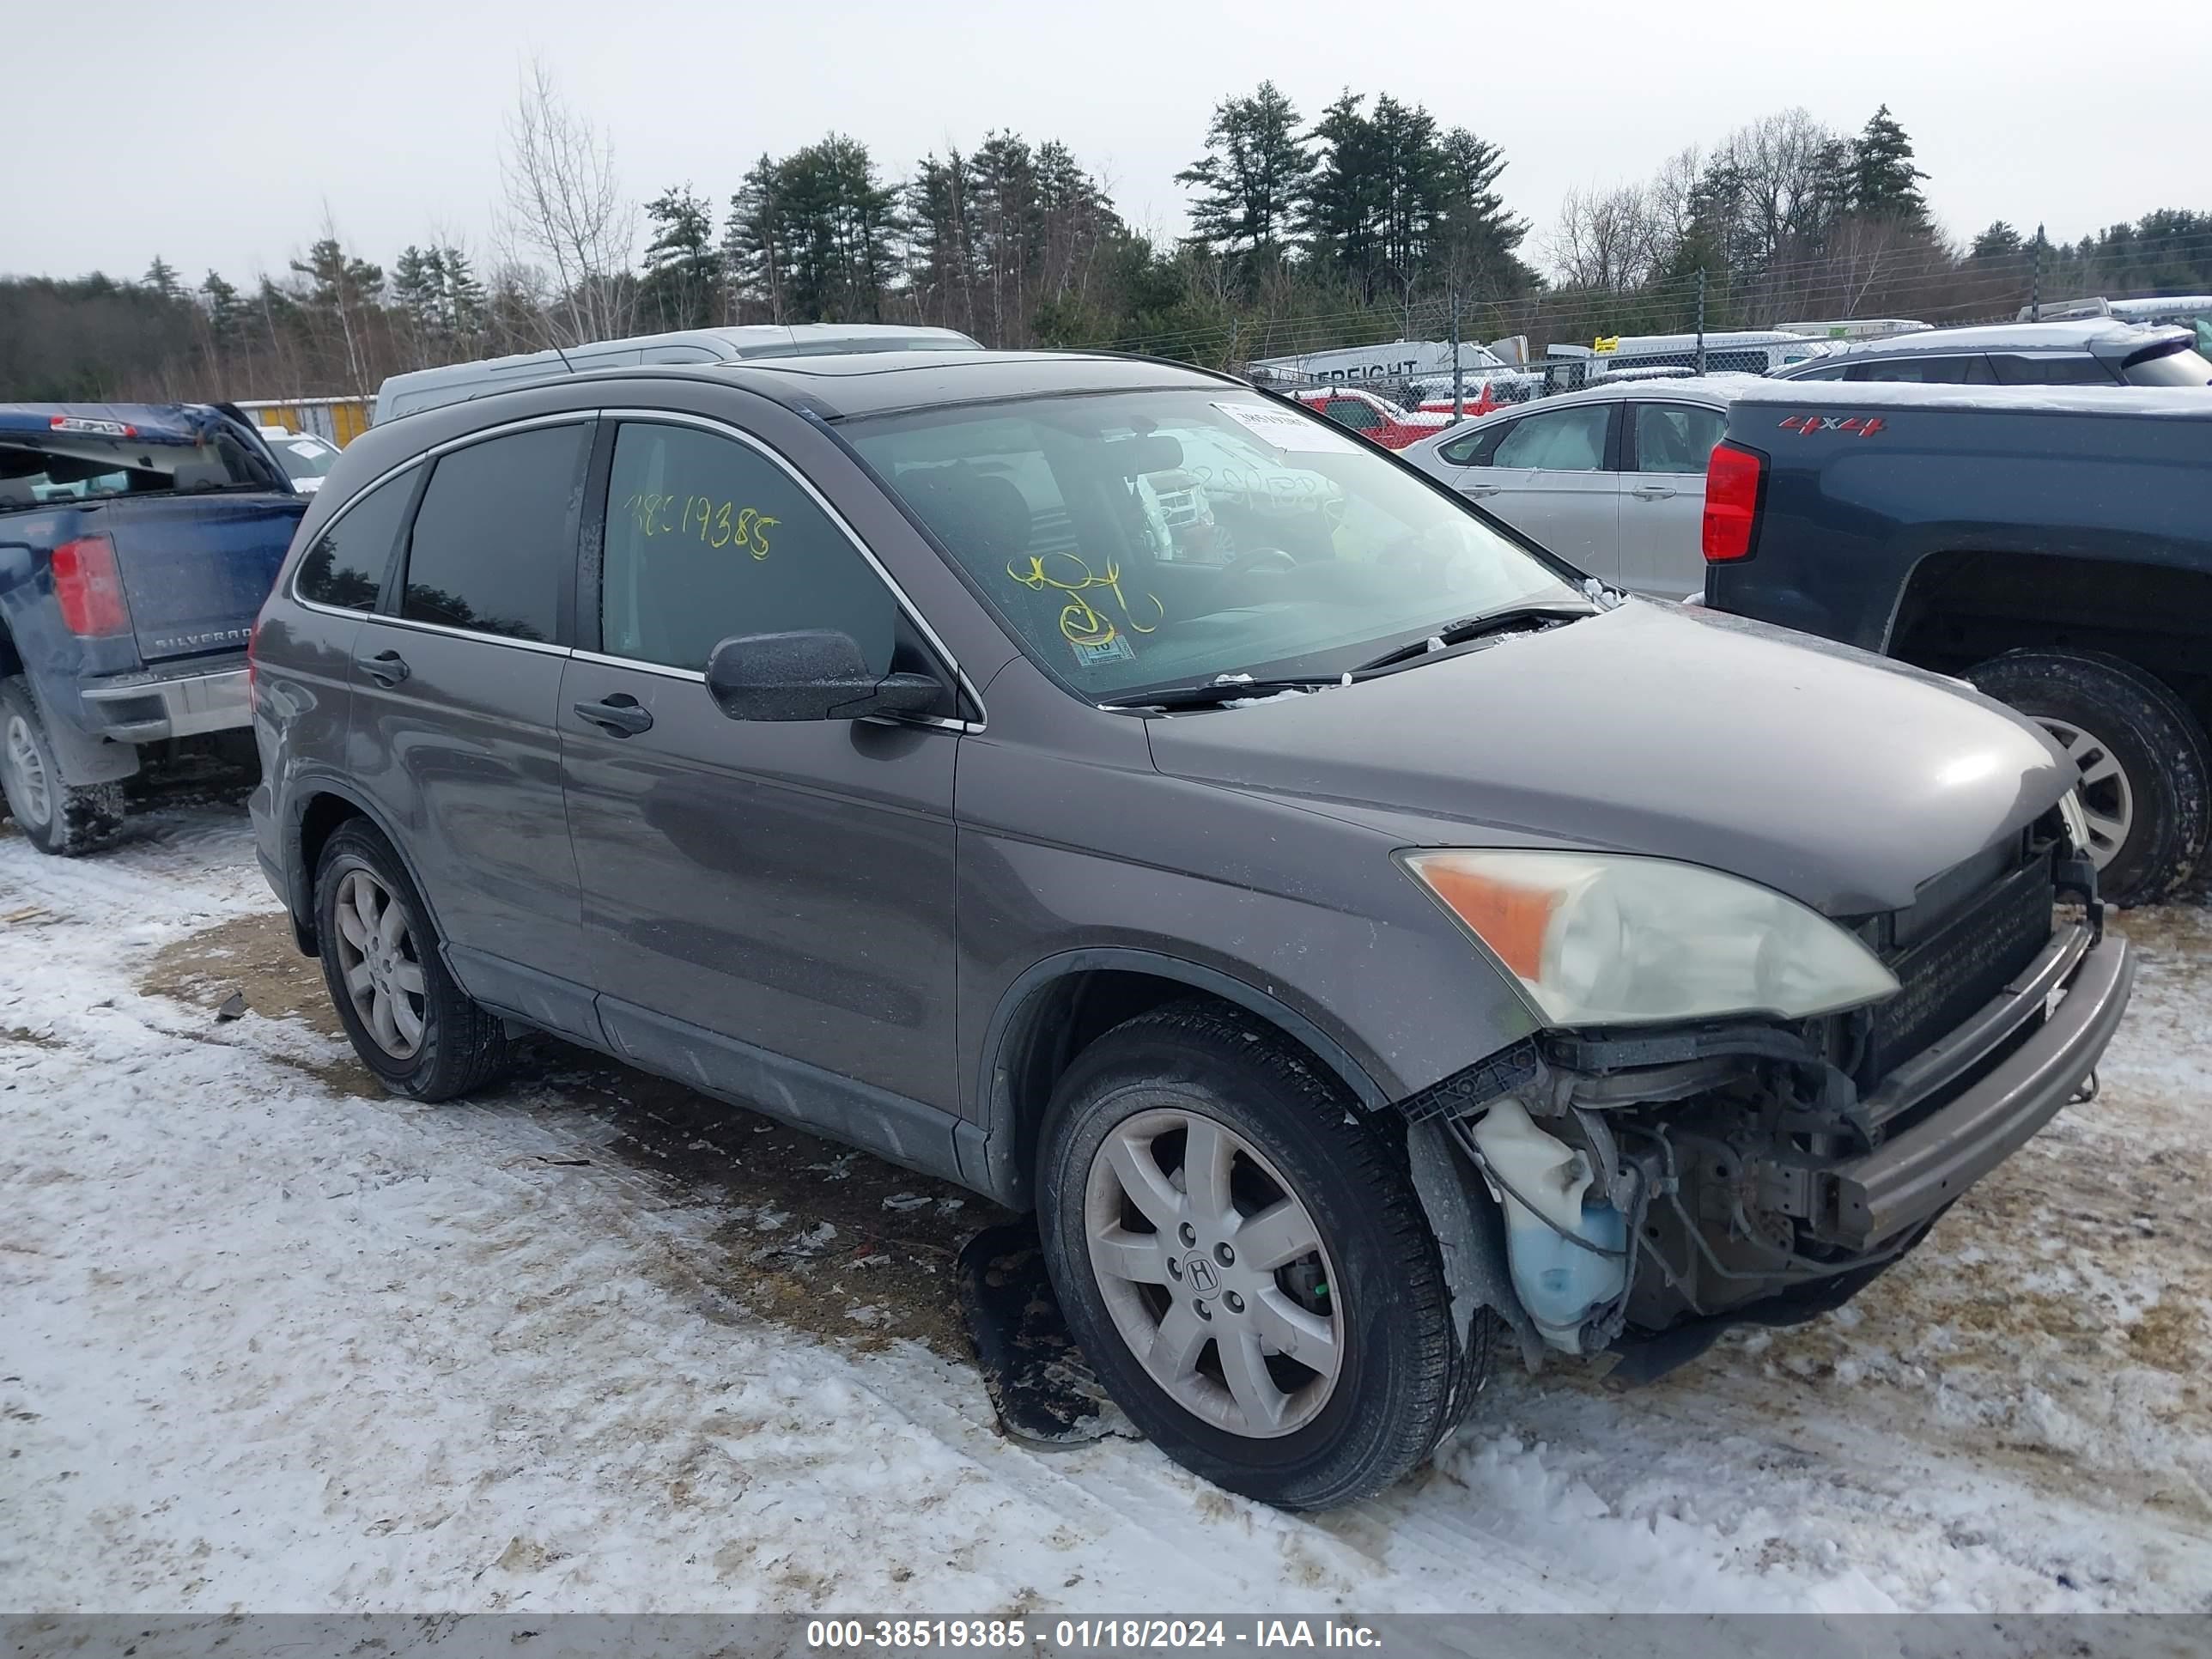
[2019, 295, 2212, 327]
[1558, 330, 1838, 380]
[371, 324, 981, 424]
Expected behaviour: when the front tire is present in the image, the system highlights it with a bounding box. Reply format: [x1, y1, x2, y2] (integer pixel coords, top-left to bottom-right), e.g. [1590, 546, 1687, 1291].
[1, 677, 125, 857]
[1967, 649, 2209, 906]
[314, 820, 507, 1100]
[1037, 1000, 1473, 1509]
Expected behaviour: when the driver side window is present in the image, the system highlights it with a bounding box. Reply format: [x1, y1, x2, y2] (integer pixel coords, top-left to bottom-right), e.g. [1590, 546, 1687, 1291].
[600, 422, 897, 674]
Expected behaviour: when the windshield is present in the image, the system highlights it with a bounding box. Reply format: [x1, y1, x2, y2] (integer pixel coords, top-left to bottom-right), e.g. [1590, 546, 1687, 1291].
[268, 433, 341, 482]
[847, 388, 1581, 698]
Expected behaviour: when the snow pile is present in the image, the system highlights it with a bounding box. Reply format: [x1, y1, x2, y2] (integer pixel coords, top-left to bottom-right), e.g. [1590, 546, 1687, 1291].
[3, 805, 2209, 1614]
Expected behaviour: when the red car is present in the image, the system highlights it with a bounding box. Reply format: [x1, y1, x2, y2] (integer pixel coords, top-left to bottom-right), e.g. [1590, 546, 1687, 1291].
[1291, 386, 1451, 451]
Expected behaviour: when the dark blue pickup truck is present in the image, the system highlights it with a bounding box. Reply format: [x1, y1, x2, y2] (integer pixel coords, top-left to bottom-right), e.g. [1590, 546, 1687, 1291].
[1, 403, 306, 853]
[1701, 380, 2212, 905]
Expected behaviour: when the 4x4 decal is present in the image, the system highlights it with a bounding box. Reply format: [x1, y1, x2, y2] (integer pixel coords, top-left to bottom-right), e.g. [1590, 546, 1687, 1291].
[1778, 414, 1887, 437]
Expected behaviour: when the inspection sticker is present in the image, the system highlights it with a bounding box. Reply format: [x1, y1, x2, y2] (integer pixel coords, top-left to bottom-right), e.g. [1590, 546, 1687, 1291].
[1211, 401, 1361, 454]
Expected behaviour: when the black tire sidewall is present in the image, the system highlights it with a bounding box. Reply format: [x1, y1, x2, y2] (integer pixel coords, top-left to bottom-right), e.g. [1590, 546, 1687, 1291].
[1969, 649, 2209, 905]
[0, 680, 60, 849]
[1038, 1012, 1456, 1508]
[313, 822, 487, 1099]
[1, 677, 119, 856]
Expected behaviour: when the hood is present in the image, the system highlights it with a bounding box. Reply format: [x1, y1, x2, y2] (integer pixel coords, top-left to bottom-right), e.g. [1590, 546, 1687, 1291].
[1143, 602, 2072, 915]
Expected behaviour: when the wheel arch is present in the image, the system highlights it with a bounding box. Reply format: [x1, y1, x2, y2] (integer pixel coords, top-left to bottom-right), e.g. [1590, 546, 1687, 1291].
[969, 948, 1389, 1212]
[284, 779, 448, 959]
[1891, 549, 2212, 732]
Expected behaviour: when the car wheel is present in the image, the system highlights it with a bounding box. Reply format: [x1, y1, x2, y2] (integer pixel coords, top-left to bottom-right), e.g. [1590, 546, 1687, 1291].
[314, 819, 507, 1100]
[1037, 1000, 1475, 1509]
[1967, 649, 2209, 906]
[0, 676, 125, 857]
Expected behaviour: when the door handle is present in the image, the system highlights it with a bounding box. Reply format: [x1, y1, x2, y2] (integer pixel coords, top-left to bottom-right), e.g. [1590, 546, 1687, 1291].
[1631, 484, 1678, 501]
[357, 648, 410, 686]
[1462, 483, 1503, 498]
[573, 695, 653, 737]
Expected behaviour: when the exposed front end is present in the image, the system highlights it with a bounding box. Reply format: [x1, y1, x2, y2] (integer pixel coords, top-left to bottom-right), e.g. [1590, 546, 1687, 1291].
[1403, 806, 2132, 1377]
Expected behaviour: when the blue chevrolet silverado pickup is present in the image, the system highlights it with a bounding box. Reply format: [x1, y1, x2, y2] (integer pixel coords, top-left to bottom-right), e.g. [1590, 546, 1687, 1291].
[1, 403, 306, 853]
[1700, 379, 2212, 906]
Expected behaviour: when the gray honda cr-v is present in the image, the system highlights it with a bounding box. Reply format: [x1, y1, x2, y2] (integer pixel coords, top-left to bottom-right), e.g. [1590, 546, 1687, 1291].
[249, 349, 2131, 1509]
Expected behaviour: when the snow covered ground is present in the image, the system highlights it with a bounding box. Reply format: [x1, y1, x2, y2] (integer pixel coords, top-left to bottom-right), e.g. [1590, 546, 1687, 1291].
[3, 787, 2209, 1617]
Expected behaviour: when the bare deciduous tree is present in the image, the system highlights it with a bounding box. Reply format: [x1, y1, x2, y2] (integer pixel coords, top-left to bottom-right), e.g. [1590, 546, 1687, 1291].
[1545, 183, 1663, 290]
[496, 59, 637, 348]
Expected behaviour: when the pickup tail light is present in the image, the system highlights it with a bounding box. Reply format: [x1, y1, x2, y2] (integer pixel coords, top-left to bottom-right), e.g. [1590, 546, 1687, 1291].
[1702, 441, 1765, 563]
[52, 534, 131, 635]
[246, 617, 261, 715]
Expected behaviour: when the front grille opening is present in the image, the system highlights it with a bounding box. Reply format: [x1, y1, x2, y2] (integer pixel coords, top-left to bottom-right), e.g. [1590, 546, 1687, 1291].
[1856, 849, 2057, 1091]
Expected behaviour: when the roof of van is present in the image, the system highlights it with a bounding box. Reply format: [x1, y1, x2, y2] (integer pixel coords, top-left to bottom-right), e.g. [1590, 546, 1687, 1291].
[1827, 319, 2181, 356]
[372, 324, 981, 422]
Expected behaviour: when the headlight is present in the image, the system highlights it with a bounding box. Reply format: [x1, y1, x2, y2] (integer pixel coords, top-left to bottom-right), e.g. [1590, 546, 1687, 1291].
[1399, 849, 1899, 1027]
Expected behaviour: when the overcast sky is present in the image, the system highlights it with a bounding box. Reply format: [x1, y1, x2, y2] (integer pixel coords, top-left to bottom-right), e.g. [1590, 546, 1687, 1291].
[8, 0, 2208, 286]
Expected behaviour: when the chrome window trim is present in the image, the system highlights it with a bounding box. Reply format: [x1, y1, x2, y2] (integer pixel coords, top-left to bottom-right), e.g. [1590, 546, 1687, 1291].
[592, 406, 987, 732]
[363, 612, 572, 656]
[287, 455, 424, 620]
[289, 411, 599, 635]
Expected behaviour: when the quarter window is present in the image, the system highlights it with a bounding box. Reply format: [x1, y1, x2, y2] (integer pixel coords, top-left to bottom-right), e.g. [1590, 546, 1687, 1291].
[1439, 425, 1505, 466]
[1632, 404, 1727, 475]
[295, 462, 418, 611]
[600, 422, 897, 674]
[402, 424, 589, 641]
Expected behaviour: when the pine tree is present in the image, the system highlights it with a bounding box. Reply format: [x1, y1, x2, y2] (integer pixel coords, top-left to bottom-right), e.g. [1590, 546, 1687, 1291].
[640, 184, 720, 329]
[200, 270, 247, 348]
[1300, 91, 1385, 287]
[142, 257, 183, 301]
[1850, 106, 1929, 228]
[1431, 128, 1535, 297]
[724, 155, 789, 322]
[1970, 221, 2022, 260]
[1176, 81, 1312, 262]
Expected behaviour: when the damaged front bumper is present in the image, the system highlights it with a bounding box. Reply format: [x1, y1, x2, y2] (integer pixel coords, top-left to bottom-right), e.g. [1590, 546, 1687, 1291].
[1403, 911, 2132, 1386]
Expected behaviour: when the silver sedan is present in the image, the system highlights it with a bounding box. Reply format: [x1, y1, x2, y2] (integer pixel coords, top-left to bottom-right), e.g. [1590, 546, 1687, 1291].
[1399, 376, 1758, 598]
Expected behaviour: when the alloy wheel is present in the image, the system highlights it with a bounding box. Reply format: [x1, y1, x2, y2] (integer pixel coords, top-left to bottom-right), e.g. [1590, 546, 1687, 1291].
[2039, 716, 2135, 871]
[1083, 1106, 1343, 1438]
[333, 868, 427, 1059]
[4, 713, 52, 828]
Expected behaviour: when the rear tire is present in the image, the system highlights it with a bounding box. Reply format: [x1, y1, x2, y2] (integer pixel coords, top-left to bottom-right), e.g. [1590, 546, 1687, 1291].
[1, 677, 125, 857]
[1036, 1000, 1474, 1510]
[314, 820, 507, 1100]
[1966, 649, 2209, 906]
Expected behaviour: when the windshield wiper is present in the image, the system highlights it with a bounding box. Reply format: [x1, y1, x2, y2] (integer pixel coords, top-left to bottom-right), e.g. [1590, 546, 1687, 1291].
[1097, 674, 1346, 711]
[1351, 603, 1595, 675]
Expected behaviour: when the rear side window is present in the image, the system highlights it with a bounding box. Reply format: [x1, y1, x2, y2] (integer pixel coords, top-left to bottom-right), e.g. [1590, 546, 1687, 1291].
[401, 423, 591, 642]
[599, 422, 897, 674]
[1326, 398, 1382, 431]
[1632, 403, 1727, 474]
[1845, 355, 1994, 385]
[295, 463, 419, 611]
[1989, 355, 2120, 386]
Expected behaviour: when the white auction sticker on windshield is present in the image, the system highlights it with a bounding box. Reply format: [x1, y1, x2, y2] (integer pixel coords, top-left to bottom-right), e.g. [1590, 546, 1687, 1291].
[1211, 401, 1360, 454]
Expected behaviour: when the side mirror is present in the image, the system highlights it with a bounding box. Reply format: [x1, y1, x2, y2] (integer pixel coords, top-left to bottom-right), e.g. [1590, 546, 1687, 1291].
[704, 630, 945, 723]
